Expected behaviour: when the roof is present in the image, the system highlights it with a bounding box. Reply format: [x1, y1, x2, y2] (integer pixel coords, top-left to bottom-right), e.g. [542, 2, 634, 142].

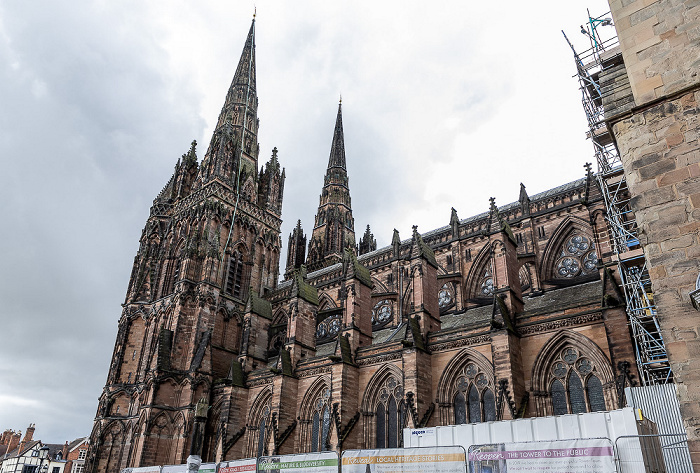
[67, 438, 88, 452]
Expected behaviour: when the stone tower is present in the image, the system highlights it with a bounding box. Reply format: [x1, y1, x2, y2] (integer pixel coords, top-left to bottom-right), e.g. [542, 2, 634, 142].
[603, 0, 700, 466]
[87, 18, 285, 473]
[306, 102, 356, 271]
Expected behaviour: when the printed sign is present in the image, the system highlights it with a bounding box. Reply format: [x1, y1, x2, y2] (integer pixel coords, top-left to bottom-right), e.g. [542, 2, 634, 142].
[162, 463, 217, 473]
[408, 428, 436, 442]
[219, 459, 257, 473]
[257, 452, 338, 472]
[468, 439, 615, 473]
[124, 467, 161, 473]
[342, 446, 466, 473]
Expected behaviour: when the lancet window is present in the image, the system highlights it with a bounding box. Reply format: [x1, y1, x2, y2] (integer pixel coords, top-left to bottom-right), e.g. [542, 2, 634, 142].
[375, 376, 406, 448]
[225, 251, 245, 299]
[549, 347, 606, 414]
[309, 388, 332, 452]
[438, 283, 455, 311]
[453, 363, 496, 424]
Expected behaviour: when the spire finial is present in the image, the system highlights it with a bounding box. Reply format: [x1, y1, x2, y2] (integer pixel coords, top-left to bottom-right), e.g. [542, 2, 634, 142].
[339, 94, 342, 105]
[253, 6, 256, 19]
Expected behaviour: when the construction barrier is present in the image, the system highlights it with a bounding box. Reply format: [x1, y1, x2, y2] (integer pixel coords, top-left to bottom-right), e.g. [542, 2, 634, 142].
[468, 438, 615, 473]
[257, 451, 338, 473]
[342, 446, 466, 473]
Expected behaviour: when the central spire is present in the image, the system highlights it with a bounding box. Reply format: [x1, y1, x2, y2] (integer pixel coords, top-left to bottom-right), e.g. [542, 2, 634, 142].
[306, 102, 356, 271]
[198, 18, 259, 193]
[328, 100, 346, 170]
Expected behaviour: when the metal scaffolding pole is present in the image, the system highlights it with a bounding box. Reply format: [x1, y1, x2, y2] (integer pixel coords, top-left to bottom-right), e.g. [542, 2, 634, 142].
[563, 14, 672, 385]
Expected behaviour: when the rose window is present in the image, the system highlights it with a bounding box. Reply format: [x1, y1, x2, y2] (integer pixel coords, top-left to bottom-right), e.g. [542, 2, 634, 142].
[316, 315, 341, 340]
[372, 300, 393, 326]
[438, 284, 454, 309]
[555, 234, 598, 279]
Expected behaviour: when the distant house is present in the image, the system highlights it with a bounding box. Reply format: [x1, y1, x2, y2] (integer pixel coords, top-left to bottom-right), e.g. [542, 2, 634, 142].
[0, 425, 85, 473]
[63, 439, 88, 473]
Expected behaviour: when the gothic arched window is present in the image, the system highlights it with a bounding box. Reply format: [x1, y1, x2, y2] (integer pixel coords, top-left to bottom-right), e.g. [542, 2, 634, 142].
[225, 251, 245, 299]
[453, 364, 496, 424]
[374, 376, 405, 448]
[309, 388, 332, 452]
[549, 347, 606, 414]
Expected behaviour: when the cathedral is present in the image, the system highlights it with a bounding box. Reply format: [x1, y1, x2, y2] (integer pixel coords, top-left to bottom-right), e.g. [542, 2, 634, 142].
[87, 18, 641, 473]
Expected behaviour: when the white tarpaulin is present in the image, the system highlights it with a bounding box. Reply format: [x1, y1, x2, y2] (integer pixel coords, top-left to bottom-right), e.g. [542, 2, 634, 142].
[161, 463, 217, 473]
[342, 446, 467, 473]
[257, 452, 338, 472]
[468, 439, 615, 473]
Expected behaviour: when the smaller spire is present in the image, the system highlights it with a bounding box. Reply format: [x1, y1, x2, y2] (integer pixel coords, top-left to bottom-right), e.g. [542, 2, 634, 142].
[519, 183, 531, 216]
[450, 207, 459, 239]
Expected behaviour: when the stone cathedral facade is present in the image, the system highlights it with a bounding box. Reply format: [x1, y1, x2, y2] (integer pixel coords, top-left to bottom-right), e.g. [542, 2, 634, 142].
[88, 19, 642, 473]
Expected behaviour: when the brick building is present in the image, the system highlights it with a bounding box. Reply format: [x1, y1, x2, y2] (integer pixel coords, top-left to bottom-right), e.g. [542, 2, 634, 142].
[87, 18, 646, 473]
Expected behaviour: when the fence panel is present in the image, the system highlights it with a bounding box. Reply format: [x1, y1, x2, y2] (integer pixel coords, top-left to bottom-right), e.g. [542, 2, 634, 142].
[615, 434, 691, 473]
[468, 438, 615, 473]
[341, 445, 466, 473]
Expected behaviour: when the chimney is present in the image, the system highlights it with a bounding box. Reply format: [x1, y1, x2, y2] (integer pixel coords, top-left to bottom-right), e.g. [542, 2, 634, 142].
[8, 431, 20, 453]
[18, 424, 35, 454]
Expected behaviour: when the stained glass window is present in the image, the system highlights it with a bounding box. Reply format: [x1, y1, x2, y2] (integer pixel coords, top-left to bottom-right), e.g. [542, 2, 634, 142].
[454, 391, 467, 425]
[311, 411, 319, 452]
[568, 372, 587, 414]
[468, 385, 482, 423]
[321, 407, 331, 451]
[555, 234, 598, 279]
[551, 379, 567, 415]
[587, 375, 606, 412]
[257, 417, 266, 457]
[483, 389, 496, 422]
[376, 403, 385, 449]
[388, 396, 398, 448]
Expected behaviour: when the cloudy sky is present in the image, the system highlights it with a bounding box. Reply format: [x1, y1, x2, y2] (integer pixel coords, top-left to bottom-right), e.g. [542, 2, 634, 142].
[0, 0, 613, 444]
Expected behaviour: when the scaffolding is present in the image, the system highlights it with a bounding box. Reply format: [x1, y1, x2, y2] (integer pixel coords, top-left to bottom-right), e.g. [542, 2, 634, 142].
[563, 13, 672, 385]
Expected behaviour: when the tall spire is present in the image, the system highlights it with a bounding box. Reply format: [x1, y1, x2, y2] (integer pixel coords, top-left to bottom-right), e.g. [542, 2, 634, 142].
[199, 17, 259, 191]
[328, 100, 346, 170]
[306, 101, 356, 271]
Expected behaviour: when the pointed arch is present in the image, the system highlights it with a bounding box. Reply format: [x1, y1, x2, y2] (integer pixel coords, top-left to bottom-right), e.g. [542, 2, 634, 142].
[436, 348, 496, 424]
[539, 216, 598, 283]
[465, 243, 495, 302]
[361, 364, 405, 449]
[246, 388, 272, 457]
[97, 420, 126, 473]
[318, 293, 337, 311]
[299, 377, 332, 452]
[371, 276, 389, 294]
[532, 330, 615, 416]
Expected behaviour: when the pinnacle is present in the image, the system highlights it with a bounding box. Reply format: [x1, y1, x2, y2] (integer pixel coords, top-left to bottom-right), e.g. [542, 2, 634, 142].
[327, 101, 346, 170]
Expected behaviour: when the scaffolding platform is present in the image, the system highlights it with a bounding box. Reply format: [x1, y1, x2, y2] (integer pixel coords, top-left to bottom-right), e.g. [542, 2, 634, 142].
[564, 13, 672, 385]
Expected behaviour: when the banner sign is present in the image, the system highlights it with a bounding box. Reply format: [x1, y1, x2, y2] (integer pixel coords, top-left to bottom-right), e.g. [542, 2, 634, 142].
[219, 459, 257, 473]
[342, 446, 466, 473]
[257, 452, 338, 472]
[468, 439, 615, 473]
[124, 467, 161, 473]
[162, 464, 217, 473]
